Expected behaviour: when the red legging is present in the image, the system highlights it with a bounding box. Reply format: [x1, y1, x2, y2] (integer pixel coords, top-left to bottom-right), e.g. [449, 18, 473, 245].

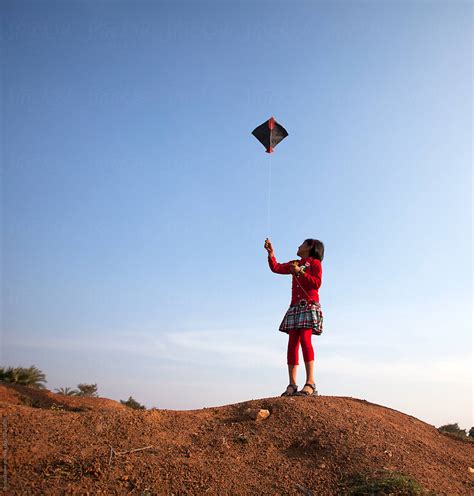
[287, 328, 314, 365]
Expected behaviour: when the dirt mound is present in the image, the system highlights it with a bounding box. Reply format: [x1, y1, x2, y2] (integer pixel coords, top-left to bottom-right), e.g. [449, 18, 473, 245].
[1, 385, 473, 495]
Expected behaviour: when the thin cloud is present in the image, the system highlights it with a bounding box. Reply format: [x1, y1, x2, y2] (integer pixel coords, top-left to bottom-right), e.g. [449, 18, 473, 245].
[7, 328, 471, 385]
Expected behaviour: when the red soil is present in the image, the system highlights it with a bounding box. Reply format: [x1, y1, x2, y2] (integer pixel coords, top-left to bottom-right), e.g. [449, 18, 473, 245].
[1, 383, 473, 495]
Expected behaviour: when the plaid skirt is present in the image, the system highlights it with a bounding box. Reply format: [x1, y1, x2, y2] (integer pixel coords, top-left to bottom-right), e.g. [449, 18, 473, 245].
[279, 300, 324, 336]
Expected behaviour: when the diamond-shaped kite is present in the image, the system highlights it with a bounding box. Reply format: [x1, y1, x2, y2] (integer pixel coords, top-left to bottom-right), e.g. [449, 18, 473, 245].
[252, 117, 288, 153]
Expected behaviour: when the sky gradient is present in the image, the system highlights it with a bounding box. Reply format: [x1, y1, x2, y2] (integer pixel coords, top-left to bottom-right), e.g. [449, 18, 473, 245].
[2, 0, 472, 430]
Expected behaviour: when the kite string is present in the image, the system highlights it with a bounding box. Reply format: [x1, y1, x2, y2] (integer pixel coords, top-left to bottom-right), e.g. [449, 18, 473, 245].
[267, 159, 272, 235]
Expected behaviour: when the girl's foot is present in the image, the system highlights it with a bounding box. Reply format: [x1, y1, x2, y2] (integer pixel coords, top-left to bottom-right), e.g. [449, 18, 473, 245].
[281, 384, 298, 396]
[294, 383, 317, 396]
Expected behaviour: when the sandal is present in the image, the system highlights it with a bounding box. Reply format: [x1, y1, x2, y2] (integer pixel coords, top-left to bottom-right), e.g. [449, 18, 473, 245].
[281, 384, 298, 397]
[294, 383, 318, 396]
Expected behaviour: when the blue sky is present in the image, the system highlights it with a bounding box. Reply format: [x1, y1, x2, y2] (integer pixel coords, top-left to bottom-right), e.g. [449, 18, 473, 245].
[2, 0, 472, 429]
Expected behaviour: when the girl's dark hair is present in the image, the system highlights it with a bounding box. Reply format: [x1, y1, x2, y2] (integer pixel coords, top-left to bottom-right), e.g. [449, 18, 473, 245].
[304, 239, 325, 262]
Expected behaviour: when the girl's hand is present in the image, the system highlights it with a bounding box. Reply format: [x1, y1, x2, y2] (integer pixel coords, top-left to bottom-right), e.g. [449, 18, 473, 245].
[264, 238, 274, 256]
[290, 262, 301, 275]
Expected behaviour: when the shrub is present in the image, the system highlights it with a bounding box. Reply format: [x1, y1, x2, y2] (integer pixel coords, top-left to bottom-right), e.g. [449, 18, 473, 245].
[54, 387, 79, 396]
[120, 396, 146, 410]
[340, 469, 435, 495]
[438, 423, 467, 437]
[75, 383, 98, 397]
[0, 365, 47, 388]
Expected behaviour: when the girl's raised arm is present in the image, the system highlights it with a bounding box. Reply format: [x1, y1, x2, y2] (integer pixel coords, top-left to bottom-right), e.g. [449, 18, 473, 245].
[267, 253, 292, 275]
[264, 238, 292, 275]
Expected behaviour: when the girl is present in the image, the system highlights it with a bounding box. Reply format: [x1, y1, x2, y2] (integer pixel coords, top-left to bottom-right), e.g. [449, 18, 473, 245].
[264, 238, 324, 397]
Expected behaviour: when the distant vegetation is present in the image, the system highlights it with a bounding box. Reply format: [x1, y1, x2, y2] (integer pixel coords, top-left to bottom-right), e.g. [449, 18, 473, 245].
[120, 396, 146, 410]
[54, 383, 99, 397]
[75, 383, 99, 397]
[438, 423, 474, 441]
[54, 386, 79, 396]
[0, 365, 47, 388]
[0, 365, 99, 398]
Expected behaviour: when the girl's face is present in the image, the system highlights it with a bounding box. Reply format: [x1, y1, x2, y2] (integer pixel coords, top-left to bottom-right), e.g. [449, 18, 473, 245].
[297, 241, 310, 258]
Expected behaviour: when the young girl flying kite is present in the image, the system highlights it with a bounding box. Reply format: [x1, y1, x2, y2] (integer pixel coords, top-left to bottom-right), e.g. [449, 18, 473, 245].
[264, 238, 324, 397]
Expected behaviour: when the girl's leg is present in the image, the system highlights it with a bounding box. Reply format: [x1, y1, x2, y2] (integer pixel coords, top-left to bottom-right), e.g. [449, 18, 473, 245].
[300, 328, 315, 390]
[287, 330, 301, 388]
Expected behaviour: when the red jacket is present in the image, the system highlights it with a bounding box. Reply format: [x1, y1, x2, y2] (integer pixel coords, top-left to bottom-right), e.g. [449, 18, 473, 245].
[268, 254, 322, 305]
